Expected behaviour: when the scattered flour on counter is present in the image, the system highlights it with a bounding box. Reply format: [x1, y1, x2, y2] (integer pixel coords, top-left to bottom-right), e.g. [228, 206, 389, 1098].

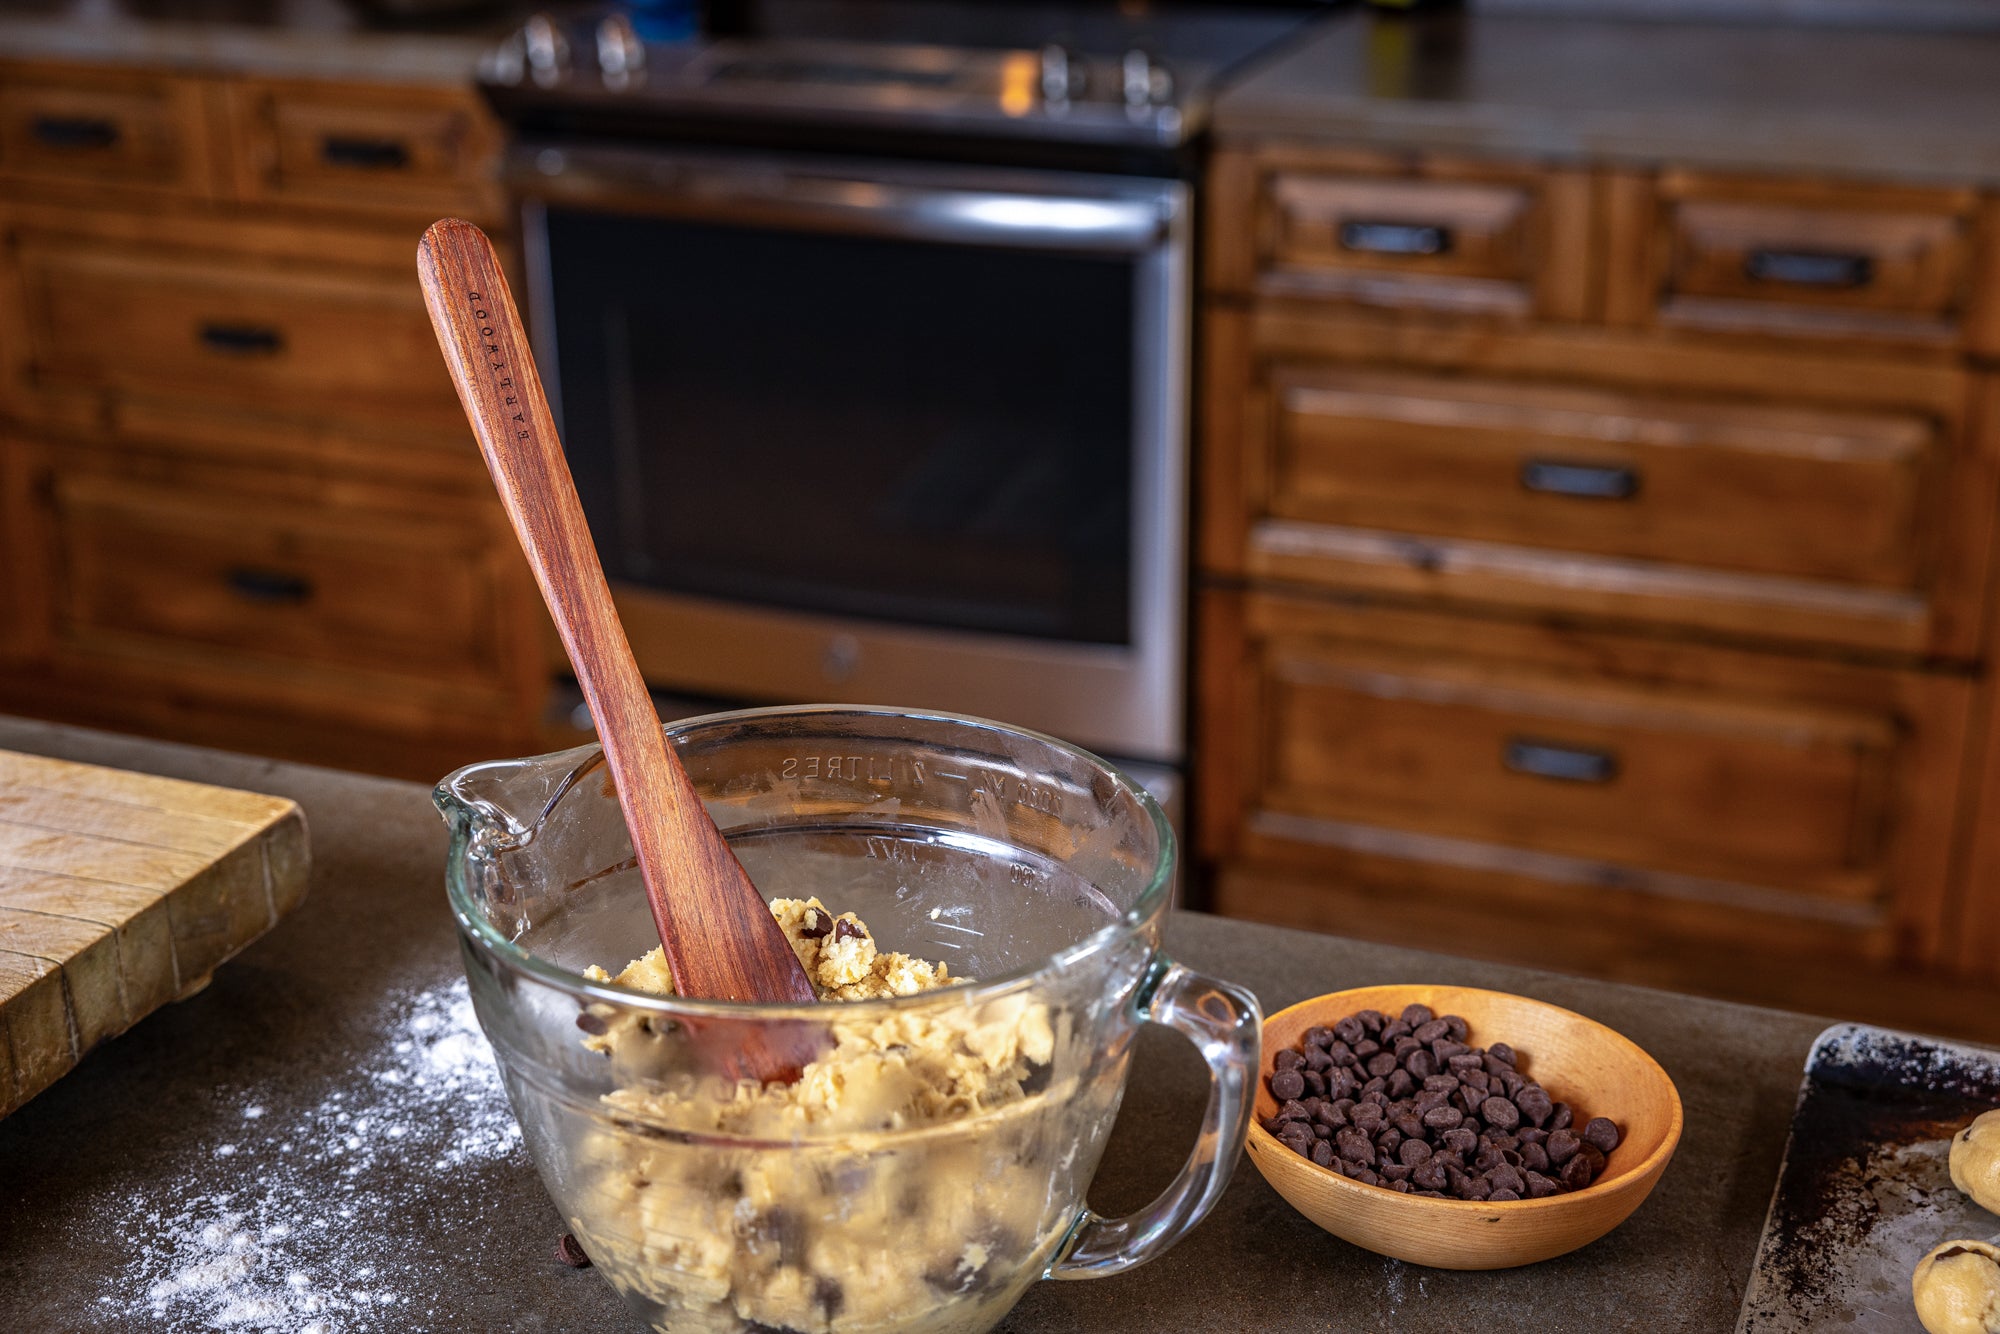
[99, 978, 525, 1332]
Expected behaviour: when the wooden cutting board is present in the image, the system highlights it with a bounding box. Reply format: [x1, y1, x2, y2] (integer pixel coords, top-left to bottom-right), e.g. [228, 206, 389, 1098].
[0, 748, 309, 1118]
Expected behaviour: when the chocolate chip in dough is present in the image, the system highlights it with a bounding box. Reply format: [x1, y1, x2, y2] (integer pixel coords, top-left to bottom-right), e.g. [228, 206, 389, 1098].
[798, 908, 833, 939]
[833, 918, 868, 942]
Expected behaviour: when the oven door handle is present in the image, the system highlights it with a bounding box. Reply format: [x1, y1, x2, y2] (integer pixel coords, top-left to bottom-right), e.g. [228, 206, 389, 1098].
[508, 148, 1177, 254]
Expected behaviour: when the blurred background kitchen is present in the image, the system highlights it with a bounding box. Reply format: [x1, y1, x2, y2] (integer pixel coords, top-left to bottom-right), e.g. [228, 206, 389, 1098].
[2, 0, 1998, 1039]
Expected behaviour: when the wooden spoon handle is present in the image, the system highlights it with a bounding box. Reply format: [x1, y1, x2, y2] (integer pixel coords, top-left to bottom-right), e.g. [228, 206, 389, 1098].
[417, 217, 817, 1008]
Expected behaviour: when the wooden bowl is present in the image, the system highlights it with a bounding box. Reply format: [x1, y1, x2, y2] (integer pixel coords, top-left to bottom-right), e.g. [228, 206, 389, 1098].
[1245, 984, 1682, 1270]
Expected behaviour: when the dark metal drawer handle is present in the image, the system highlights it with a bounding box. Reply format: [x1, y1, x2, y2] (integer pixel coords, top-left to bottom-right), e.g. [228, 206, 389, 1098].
[1519, 459, 1641, 501]
[321, 136, 411, 170]
[1503, 738, 1619, 785]
[198, 323, 285, 355]
[1338, 219, 1453, 257]
[30, 115, 121, 150]
[1743, 248, 1874, 289]
[225, 567, 313, 604]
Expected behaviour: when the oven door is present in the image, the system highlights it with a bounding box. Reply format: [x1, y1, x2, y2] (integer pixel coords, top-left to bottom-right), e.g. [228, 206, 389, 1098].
[513, 144, 1188, 763]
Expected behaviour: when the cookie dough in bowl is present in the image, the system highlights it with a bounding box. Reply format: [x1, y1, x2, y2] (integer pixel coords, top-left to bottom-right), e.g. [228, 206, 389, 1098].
[1952, 1110, 2000, 1215]
[1913, 1240, 2000, 1334]
[438, 706, 1262, 1334]
[568, 898, 1079, 1333]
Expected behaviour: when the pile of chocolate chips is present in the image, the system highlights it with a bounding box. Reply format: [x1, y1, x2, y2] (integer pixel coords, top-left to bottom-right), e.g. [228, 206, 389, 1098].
[1263, 1003, 1621, 1201]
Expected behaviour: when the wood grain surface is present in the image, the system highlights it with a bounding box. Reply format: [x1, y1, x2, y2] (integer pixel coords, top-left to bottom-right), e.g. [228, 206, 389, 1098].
[416, 217, 817, 1015]
[0, 747, 308, 1118]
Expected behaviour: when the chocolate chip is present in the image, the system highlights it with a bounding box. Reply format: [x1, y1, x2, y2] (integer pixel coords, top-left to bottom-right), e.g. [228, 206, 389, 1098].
[799, 908, 833, 939]
[1422, 1105, 1464, 1131]
[833, 918, 867, 942]
[1264, 1007, 1623, 1208]
[574, 1010, 609, 1036]
[555, 1232, 592, 1268]
[814, 1276, 845, 1320]
[1583, 1117, 1622, 1155]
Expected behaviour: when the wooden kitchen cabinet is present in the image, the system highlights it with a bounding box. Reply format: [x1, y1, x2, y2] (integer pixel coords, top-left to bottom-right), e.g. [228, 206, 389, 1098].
[1198, 142, 2000, 1024]
[0, 57, 538, 780]
[0, 61, 221, 198]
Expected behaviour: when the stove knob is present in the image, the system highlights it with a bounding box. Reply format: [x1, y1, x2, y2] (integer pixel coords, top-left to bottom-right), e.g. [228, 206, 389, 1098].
[1040, 44, 1084, 105]
[524, 13, 571, 88]
[1122, 49, 1173, 108]
[596, 12, 645, 87]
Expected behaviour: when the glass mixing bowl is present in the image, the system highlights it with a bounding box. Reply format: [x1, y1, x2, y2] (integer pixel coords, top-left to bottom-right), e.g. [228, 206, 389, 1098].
[438, 706, 1260, 1334]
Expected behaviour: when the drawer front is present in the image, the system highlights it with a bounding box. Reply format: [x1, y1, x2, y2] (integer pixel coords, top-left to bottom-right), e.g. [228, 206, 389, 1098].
[228, 80, 501, 217]
[0, 66, 211, 194]
[51, 474, 505, 687]
[1198, 592, 1968, 939]
[1260, 642, 1890, 897]
[1615, 174, 1979, 344]
[20, 244, 459, 418]
[1212, 149, 1592, 320]
[1266, 368, 1935, 588]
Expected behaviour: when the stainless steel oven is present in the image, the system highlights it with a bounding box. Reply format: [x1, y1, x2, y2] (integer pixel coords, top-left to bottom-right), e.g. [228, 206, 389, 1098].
[514, 142, 1191, 766]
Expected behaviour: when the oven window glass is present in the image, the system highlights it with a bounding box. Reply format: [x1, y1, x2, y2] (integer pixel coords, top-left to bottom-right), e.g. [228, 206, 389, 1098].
[544, 207, 1135, 645]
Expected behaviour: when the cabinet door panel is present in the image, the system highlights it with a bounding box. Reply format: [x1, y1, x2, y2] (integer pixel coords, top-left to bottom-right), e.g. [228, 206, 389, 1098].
[51, 473, 509, 692]
[1269, 368, 1934, 588]
[20, 245, 458, 418]
[0, 65, 213, 195]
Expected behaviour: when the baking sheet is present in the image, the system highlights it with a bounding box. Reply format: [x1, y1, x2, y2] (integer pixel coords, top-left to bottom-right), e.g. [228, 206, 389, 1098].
[1736, 1023, 2000, 1332]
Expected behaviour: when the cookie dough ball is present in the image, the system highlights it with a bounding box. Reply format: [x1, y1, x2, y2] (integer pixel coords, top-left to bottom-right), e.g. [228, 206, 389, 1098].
[1952, 1110, 2000, 1214]
[1913, 1240, 2000, 1334]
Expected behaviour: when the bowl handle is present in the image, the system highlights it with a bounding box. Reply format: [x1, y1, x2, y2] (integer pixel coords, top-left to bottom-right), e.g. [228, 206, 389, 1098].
[1046, 957, 1261, 1279]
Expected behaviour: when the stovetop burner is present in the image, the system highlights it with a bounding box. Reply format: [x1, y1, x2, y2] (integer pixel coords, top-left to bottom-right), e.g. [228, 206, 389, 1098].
[479, 0, 1321, 151]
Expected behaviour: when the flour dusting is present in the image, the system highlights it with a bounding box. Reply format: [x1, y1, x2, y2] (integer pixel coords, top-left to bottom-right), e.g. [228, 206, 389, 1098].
[98, 979, 525, 1331]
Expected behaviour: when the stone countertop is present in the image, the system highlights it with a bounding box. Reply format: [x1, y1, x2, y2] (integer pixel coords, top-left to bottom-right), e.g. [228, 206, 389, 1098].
[1213, 8, 2000, 186]
[0, 0, 520, 84]
[0, 714, 1833, 1331]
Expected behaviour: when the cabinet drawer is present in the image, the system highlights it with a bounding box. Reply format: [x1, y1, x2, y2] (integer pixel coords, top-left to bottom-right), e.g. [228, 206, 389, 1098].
[0, 65, 214, 195]
[1210, 148, 1593, 321]
[1266, 368, 1935, 588]
[1611, 173, 1979, 345]
[18, 243, 459, 419]
[50, 474, 507, 689]
[1200, 591, 1969, 941]
[226, 79, 501, 218]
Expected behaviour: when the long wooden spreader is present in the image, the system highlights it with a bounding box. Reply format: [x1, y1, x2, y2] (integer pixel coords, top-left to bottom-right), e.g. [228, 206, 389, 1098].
[417, 220, 820, 1040]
